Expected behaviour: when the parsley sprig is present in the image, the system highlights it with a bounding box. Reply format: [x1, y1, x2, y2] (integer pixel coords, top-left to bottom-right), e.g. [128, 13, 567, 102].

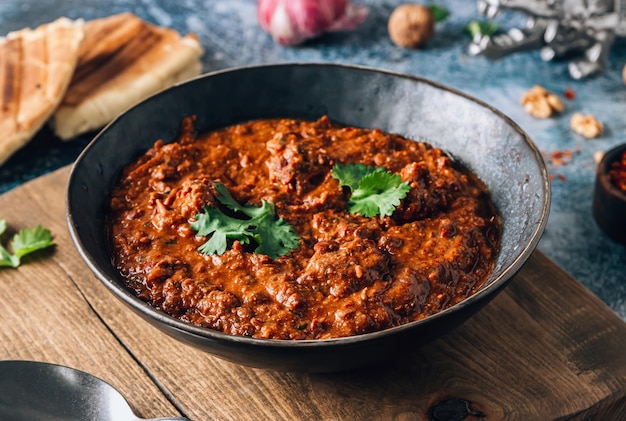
[332, 163, 411, 217]
[0, 218, 55, 268]
[190, 182, 300, 259]
[428, 4, 450, 23]
[465, 20, 499, 38]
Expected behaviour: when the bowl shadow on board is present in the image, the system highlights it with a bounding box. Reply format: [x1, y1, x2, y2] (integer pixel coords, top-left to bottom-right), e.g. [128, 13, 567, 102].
[66, 63, 550, 373]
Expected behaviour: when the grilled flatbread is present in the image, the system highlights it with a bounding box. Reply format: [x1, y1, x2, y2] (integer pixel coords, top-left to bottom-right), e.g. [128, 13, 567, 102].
[52, 13, 204, 140]
[0, 17, 83, 165]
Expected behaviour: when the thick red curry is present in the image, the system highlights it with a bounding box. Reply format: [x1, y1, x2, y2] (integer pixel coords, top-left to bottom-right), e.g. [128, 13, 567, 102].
[108, 116, 501, 340]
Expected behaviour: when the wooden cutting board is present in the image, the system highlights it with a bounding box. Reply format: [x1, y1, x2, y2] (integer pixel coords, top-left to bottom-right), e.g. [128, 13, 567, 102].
[0, 166, 625, 421]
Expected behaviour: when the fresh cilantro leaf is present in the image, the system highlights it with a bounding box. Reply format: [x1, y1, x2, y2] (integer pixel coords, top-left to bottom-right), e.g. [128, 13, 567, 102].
[332, 163, 411, 217]
[350, 171, 411, 217]
[253, 213, 301, 258]
[465, 20, 499, 37]
[331, 163, 377, 191]
[191, 182, 300, 259]
[191, 206, 253, 256]
[213, 182, 271, 220]
[11, 226, 55, 258]
[428, 4, 450, 22]
[0, 247, 19, 268]
[0, 218, 54, 268]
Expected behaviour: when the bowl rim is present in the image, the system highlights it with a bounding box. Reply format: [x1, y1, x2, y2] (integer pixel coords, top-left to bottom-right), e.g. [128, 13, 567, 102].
[66, 62, 551, 349]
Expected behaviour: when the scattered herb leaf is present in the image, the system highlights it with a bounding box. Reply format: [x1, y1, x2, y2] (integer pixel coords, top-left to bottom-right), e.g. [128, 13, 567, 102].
[332, 163, 411, 217]
[0, 219, 54, 268]
[190, 182, 300, 259]
[428, 4, 450, 22]
[465, 20, 499, 37]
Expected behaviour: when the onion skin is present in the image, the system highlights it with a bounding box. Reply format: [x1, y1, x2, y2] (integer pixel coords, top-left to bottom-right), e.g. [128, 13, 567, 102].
[258, 0, 368, 46]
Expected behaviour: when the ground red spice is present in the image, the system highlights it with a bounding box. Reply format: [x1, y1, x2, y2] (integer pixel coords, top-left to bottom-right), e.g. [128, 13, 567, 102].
[608, 150, 626, 193]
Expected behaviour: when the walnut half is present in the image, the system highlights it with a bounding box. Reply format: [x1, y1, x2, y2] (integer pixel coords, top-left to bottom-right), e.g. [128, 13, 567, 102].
[520, 85, 564, 119]
[570, 113, 603, 139]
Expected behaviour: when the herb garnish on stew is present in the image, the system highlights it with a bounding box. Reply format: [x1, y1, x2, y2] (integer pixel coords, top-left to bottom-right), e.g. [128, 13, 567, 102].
[332, 163, 411, 217]
[191, 182, 300, 259]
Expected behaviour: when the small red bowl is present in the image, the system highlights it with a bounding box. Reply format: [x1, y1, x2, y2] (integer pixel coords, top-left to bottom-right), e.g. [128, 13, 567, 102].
[593, 143, 626, 245]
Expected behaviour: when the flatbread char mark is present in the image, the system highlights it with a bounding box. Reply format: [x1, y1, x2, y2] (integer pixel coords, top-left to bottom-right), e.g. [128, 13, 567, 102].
[52, 13, 204, 140]
[0, 17, 83, 166]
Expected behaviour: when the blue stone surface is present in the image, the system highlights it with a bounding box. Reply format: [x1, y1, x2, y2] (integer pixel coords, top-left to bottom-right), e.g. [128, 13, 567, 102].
[1, 0, 625, 320]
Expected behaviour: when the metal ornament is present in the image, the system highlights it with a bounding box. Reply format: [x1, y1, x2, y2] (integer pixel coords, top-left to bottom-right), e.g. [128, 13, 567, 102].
[469, 0, 626, 79]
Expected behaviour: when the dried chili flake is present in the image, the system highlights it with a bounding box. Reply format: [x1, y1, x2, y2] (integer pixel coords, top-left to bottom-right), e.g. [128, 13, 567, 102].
[563, 88, 576, 100]
[547, 150, 572, 166]
[544, 147, 581, 167]
[607, 150, 626, 192]
[548, 173, 567, 182]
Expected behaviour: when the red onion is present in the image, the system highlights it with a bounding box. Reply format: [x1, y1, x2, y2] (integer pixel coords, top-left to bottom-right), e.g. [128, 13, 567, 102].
[258, 0, 368, 46]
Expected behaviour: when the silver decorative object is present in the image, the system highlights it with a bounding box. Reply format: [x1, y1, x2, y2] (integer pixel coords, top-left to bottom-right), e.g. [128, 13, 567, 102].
[469, 0, 626, 79]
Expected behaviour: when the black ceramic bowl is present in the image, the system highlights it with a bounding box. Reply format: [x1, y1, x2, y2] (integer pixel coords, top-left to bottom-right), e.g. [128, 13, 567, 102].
[66, 63, 550, 372]
[593, 143, 626, 245]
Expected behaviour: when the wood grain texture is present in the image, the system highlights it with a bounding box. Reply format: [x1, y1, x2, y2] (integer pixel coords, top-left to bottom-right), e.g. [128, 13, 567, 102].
[1, 166, 625, 421]
[0, 167, 181, 419]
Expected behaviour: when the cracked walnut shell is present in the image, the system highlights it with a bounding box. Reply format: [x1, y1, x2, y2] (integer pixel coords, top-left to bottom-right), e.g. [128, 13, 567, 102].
[520, 85, 563, 119]
[570, 113, 603, 138]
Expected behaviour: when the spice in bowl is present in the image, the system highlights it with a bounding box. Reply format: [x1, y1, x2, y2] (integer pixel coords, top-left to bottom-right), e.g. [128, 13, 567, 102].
[607, 150, 626, 193]
[592, 143, 626, 245]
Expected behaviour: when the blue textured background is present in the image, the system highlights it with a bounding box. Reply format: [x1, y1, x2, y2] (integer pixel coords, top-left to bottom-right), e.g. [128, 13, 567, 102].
[1, 0, 625, 320]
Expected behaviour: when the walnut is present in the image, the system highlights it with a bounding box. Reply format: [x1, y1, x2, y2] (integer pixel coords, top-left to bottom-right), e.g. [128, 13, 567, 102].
[593, 150, 604, 164]
[570, 113, 603, 138]
[520, 85, 564, 118]
[388, 4, 435, 49]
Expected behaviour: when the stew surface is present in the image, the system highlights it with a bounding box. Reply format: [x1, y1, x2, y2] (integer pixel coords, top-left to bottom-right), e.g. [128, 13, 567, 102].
[108, 116, 501, 339]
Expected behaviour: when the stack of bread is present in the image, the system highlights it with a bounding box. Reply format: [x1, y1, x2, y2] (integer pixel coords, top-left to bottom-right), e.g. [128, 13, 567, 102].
[0, 13, 204, 166]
